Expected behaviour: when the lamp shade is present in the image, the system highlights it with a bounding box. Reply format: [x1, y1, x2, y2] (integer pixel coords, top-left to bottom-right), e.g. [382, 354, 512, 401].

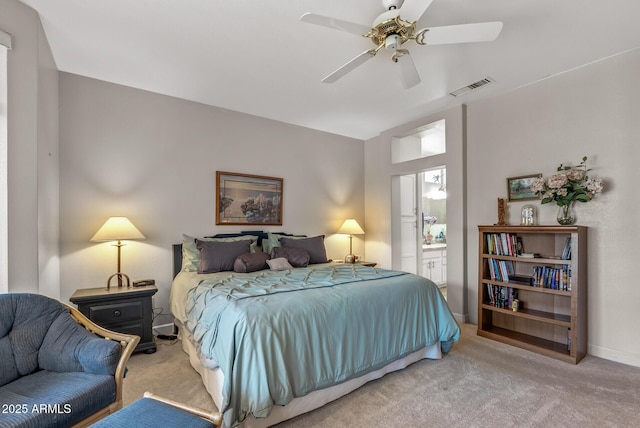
[90, 217, 145, 242]
[337, 219, 365, 235]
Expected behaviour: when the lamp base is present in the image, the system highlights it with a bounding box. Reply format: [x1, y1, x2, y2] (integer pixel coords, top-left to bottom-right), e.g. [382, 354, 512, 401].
[344, 254, 359, 263]
[107, 272, 131, 289]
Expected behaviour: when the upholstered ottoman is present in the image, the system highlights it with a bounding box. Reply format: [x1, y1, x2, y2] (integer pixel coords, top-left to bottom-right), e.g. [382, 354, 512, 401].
[90, 392, 222, 428]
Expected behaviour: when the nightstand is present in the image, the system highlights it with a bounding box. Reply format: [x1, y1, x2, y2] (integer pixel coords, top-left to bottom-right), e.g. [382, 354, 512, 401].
[70, 285, 158, 354]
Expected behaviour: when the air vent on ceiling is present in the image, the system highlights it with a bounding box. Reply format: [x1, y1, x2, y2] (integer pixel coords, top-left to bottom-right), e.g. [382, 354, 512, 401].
[449, 77, 495, 97]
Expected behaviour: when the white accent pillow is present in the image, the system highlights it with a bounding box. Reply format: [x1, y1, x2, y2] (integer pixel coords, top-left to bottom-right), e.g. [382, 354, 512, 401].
[266, 257, 293, 271]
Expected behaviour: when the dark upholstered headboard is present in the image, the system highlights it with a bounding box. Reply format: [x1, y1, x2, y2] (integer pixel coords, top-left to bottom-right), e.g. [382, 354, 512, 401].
[172, 244, 182, 279]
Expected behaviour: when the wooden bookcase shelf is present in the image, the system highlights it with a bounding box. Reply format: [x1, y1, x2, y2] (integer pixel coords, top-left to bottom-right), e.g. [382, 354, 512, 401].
[477, 225, 587, 364]
[480, 304, 571, 326]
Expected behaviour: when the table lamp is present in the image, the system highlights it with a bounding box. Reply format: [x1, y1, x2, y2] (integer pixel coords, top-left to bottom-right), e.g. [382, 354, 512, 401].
[337, 219, 365, 263]
[91, 216, 145, 289]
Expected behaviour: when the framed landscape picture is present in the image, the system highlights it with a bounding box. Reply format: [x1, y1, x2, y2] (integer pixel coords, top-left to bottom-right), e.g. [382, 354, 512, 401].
[507, 174, 542, 202]
[216, 171, 283, 225]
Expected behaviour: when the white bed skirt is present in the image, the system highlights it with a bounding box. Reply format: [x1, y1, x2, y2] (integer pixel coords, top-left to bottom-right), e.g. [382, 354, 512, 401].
[177, 321, 442, 428]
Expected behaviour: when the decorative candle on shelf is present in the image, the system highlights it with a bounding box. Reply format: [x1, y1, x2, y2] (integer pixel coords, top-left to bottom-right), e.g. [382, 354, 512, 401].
[521, 204, 535, 226]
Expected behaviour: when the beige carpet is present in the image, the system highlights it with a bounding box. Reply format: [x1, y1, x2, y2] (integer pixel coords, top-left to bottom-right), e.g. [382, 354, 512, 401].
[123, 324, 640, 427]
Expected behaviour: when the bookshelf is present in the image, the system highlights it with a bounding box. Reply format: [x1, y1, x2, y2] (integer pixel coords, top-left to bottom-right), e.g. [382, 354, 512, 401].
[477, 225, 587, 364]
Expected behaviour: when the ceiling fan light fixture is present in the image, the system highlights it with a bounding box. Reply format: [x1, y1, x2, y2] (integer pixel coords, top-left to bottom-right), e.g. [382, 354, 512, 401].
[386, 34, 402, 50]
[370, 12, 415, 45]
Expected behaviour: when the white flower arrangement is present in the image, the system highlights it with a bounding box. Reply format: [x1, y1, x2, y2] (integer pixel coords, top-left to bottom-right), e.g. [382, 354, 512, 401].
[530, 156, 604, 207]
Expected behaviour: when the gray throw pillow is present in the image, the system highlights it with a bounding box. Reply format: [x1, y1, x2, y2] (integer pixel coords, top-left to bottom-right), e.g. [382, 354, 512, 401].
[279, 235, 329, 264]
[271, 247, 310, 268]
[234, 252, 270, 273]
[196, 239, 251, 273]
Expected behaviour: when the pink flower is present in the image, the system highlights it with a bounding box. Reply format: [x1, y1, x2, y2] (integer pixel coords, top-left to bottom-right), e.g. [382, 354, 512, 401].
[533, 156, 605, 207]
[547, 173, 568, 189]
[566, 168, 585, 181]
[586, 178, 604, 194]
[530, 177, 545, 193]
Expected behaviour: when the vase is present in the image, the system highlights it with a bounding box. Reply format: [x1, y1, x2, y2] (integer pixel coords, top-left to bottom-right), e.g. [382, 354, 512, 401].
[425, 233, 433, 245]
[556, 202, 576, 225]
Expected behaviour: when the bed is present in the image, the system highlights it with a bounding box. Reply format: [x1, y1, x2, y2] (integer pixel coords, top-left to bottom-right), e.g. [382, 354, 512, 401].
[170, 233, 460, 428]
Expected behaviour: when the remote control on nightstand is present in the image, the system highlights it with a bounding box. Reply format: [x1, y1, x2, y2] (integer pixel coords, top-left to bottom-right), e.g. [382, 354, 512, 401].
[132, 279, 155, 287]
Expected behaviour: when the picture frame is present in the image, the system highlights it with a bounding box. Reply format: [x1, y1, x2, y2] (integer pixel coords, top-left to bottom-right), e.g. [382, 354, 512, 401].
[507, 174, 542, 202]
[216, 171, 283, 225]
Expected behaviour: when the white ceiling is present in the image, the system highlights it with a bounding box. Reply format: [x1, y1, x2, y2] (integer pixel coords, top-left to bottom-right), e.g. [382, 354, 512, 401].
[18, 0, 640, 140]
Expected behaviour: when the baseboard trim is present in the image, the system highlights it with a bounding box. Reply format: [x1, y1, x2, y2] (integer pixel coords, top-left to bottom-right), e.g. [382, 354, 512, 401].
[453, 312, 468, 324]
[588, 343, 640, 368]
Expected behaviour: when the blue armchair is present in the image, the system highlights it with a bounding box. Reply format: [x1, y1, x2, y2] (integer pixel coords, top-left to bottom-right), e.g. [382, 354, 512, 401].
[0, 293, 139, 427]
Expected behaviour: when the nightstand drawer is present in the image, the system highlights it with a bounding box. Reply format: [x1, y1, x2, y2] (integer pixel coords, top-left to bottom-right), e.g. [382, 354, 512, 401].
[90, 301, 142, 324]
[111, 321, 145, 338]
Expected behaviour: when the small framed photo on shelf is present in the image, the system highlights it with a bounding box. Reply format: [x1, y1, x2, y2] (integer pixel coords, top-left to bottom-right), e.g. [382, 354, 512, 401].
[507, 174, 542, 202]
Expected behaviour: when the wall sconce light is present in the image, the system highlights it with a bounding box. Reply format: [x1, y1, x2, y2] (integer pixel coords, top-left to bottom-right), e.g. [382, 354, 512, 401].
[337, 219, 365, 263]
[91, 216, 145, 289]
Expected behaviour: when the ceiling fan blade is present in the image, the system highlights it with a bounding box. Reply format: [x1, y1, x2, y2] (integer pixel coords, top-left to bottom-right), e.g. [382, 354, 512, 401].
[300, 12, 371, 36]
[395, 50, 421, 89]
[416, 22, 503, 45]
[322, 50, 377, 83]
[399, 0, 434, 23]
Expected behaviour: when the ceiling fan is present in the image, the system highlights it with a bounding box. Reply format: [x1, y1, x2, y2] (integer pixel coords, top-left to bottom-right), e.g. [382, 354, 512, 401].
[300, 0, 503, 89]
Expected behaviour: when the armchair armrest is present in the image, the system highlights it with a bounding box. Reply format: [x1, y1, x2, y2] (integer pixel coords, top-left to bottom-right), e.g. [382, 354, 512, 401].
[63, 303, 140, 405]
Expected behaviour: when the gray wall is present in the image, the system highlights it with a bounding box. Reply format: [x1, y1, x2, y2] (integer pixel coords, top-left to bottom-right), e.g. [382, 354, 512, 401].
[58, 73, 364, 320]
[466, 49, 640, 366]
[1, 0, 59, 297]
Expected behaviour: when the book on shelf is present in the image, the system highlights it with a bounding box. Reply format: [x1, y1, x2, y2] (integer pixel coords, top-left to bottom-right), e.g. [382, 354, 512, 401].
[531, 265, 572, 291]
[485, 284, 518, 309]
[487, 258, 515, 282]
[518, 253, 540, 258]
[486, 283, 494, 304]
[515, 236, 524, 255]
[501, 234, 509, 255]
[562, 237, 572, 260]
[509, 274, 534, 286]
[486, 233, 518, 256]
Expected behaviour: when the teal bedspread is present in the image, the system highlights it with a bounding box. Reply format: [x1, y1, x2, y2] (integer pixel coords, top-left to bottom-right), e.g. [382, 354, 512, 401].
[185, 264, 460, 426]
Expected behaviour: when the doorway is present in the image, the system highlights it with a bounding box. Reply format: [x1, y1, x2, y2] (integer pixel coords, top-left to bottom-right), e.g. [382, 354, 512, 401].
[385, 107, 467, 321]
[391, 117, 447, 298]
[421, 167, 447, 299]
[395, 166, 447, 299]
